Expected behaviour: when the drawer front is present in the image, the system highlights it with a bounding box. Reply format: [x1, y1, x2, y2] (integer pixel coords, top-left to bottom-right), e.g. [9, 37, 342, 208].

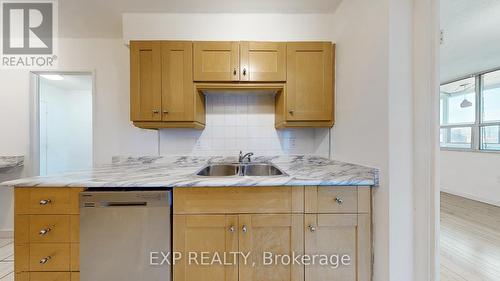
[15, 188, 82, 215]
[29, 215, 70, 243]
[70, 273, 79, 281]
[29, 272, 71, 281]
[174, 186, 303, 214]
[29, 243, 70, 271]
[305, 186, 358, 213]
[317, 187, 358, 213]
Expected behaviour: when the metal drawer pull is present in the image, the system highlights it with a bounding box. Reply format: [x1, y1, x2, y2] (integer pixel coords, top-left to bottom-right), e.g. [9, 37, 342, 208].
[308, 225, 316, 232]
[335, 197, 344, 205]
[39, 199, 52, 205]
[242, 225, 248, 233]
[39, 256, 52, 264]
[229, 225, 235, 232]
[39, 227, 52, 236]
[243, 68, 247, 76]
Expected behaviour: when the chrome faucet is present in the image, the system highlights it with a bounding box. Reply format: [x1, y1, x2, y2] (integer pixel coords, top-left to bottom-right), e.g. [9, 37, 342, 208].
[238, 151, 254, 163]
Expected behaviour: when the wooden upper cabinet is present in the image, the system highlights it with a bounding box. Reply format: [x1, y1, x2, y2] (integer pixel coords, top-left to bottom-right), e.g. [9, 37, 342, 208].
[130, 41, 162, 121]
[283, 42, 334, 125]
[194, 42, 240, 81]
[130, 41, 205, 129]
[161, 42, 194, 121]
[240, 42, 286, 82]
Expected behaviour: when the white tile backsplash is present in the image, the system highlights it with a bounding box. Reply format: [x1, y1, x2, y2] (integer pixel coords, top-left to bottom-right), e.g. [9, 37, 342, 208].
[159, 93, 330, 157]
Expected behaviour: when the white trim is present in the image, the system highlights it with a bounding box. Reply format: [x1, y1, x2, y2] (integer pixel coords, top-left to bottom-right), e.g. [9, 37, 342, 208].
[0, 230, 13, 239]
[441, 188, 500, 208]
[413, 0, 440, 280]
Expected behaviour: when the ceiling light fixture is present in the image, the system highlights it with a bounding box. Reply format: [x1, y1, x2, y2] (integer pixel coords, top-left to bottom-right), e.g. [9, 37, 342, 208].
[40, 74, 64, 80]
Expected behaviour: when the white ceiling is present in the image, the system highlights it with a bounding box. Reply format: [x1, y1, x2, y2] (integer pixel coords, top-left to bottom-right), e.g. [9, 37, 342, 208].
[58, 0, 342, 38]
[440, 0, 500, 82]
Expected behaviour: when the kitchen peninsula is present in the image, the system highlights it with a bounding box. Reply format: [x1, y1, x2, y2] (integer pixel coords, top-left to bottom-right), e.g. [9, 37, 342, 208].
[2, 155, 377, 281]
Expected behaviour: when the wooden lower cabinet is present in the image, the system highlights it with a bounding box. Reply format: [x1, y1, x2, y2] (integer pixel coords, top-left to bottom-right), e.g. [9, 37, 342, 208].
[173, 215, 238, 281]
[14, 187, 82, 281]
[304, 214, 371, 281]
[239, 214, 303, 281]
[173, 186, 372, 281]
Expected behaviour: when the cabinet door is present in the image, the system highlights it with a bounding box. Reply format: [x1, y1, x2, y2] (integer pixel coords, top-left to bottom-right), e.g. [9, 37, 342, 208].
[304, 214, 371, 281]
[161, 42, 194, 121]
[194, 42, 240, 81]
[286, 42, 333, 121]
[240, 42, 286, 82]
[130, 41, 162, 121]
[239, 214, 304, 281]
[173, 215, 238, 281]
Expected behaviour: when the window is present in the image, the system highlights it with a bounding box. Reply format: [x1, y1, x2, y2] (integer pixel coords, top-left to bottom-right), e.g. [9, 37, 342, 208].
[440, 69, 500, 151]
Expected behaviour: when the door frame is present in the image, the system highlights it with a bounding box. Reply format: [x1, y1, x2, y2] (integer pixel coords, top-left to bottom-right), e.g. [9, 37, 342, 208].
[28, 70, 96, 176]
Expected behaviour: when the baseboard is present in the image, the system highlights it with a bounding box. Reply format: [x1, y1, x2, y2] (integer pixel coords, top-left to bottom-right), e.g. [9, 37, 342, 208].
[0, 230, 13, 238]
[441, 188, 500, 207]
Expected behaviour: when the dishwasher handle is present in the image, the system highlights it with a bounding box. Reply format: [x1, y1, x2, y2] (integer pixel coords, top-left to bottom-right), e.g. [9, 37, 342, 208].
[100, 201, 148, 207]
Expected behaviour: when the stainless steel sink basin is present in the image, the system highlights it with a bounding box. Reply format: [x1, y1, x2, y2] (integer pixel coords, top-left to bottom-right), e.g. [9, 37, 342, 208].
[240, 164, 285, 176]
[196, 163, 287, 177]
[195, 164, 239, 176]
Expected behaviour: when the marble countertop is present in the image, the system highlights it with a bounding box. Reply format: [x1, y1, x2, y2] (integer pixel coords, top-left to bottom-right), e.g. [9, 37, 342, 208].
[0, 155, 379, 188]
[0, 156, 24, 170]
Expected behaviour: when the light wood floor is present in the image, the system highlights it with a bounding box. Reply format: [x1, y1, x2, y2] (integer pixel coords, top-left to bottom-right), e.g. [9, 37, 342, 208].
[0, 193, 498, 281]
[441, 192, 500, 281]
[0, 238, 13, 281]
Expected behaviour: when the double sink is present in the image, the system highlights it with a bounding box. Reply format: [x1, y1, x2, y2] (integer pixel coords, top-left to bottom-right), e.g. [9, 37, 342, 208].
[196, 163, 287, 177]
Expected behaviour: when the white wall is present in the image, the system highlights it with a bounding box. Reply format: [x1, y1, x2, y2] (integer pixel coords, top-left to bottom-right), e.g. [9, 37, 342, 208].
[159, 94, 329, 156]
[123, 13, 335, 42]
[39, 82, 93, 175]
[330, 0, 415, 280]
[441, 151, 500, 206]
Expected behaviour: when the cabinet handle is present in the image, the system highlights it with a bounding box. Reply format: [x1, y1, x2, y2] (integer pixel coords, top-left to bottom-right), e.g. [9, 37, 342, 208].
[152, 110, 159, 114]
[39, 227, 52, 236]
[39, 256, 52, 264]
[229, 225, 235, 232]
[308, 225, 316, 232]
[242, 225, 248, 233]
[163, 110, 169, 114]
[288, 110, 294, 115]
[243, 68, 247, 76]
[335, 197, 344, 205]
[39, 199, 51, 205]
[233, 68, 237, 76]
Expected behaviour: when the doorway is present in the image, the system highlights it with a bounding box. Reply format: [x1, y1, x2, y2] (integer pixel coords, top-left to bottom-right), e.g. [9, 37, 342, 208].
[32, 72, 94, 176]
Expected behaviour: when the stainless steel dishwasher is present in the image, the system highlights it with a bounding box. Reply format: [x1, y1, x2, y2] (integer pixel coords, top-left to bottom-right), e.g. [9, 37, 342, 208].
[80, 189, 171, 281]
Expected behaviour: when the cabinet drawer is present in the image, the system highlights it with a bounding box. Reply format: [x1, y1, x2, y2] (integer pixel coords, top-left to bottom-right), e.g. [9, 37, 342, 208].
[29, 215, 71, 243]
[29, 272, 71, 281]
[174, 187, 303, 214]
[306, 186, 364, 213]
[29, 243, 70, 271]
[15, 188, 82, 215]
